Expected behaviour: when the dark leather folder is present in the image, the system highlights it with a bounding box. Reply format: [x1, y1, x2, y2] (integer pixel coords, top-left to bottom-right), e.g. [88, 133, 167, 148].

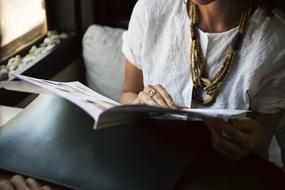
[0, 94, 208, 190]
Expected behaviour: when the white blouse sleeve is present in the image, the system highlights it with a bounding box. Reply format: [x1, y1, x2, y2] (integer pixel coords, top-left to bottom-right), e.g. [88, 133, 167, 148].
[122, 0, 147, 70]
[251, 50, 285, 114]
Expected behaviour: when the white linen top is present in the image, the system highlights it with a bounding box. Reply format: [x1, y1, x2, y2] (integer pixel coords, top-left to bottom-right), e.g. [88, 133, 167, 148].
[122, 0, 285, 167]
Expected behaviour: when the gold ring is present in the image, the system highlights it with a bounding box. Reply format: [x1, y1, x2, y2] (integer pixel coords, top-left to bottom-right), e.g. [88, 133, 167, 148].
[148, 89, 157, 98]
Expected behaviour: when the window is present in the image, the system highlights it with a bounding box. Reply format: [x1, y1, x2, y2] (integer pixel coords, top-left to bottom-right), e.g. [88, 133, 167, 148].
[0, 0, 47, 62]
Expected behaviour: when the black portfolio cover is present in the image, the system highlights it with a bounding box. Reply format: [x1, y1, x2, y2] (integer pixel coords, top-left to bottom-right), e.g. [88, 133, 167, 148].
[0, 94, 208, 190]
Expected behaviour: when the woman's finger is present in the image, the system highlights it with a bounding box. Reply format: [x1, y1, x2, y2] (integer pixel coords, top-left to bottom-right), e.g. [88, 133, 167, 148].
[207, 120, 251, 160]
[41, 186, 52, 190]
[11, 175, 29, 190]
[152, 93, 169, 108]
[26, 178, 41, 190]
[138, 91, 159, 106]
[0, 181, 14, 190]
[133, 97, 144, 104]
[207, 118, 247, 142]
[231, 117, 259, 131]
[208, 126, 238, 161]
[209, 126, 251, 159]
[203, 118, 223, 128]
[153, 85, 176, 108]
[144, 85, 168, 107]
[216, 122, 253, 149]
[175, 104, 189, 109]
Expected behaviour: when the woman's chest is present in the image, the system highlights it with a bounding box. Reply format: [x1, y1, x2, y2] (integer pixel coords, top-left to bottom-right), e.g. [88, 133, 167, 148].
[140, 15, 278, 108]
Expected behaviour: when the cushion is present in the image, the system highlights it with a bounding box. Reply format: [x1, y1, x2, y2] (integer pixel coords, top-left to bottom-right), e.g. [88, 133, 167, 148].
[82, 25, 126, 101]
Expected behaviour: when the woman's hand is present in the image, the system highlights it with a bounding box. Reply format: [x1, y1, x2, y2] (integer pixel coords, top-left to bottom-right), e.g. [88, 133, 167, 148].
[134, 84, 180, 108]
[134, 84, 175, 108]
[204, 117, 272, 161]
[0, 175, 52, 190]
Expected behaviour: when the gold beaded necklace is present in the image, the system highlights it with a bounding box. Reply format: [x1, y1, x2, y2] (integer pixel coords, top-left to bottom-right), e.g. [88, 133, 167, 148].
[189, 1, 252, 105]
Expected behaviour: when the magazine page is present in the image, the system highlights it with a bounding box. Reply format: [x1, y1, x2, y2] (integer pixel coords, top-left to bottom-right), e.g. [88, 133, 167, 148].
[0, 80, 49, 94]
[181, 108, 249, 121]
[12, 74, 120, 123]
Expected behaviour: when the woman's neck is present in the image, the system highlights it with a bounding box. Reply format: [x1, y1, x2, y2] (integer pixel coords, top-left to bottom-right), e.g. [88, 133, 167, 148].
[197, 0, 243, 33]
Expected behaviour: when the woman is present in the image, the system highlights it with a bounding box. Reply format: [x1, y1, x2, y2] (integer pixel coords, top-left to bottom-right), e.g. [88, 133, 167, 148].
[120, 0, 285, 167]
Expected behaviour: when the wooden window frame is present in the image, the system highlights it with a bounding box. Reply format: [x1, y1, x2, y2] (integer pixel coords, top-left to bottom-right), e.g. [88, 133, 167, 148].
[0, 0, 48, 64]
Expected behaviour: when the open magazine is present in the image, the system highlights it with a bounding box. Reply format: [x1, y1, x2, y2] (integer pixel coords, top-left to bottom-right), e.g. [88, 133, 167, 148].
[6, 74, 249, 129]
